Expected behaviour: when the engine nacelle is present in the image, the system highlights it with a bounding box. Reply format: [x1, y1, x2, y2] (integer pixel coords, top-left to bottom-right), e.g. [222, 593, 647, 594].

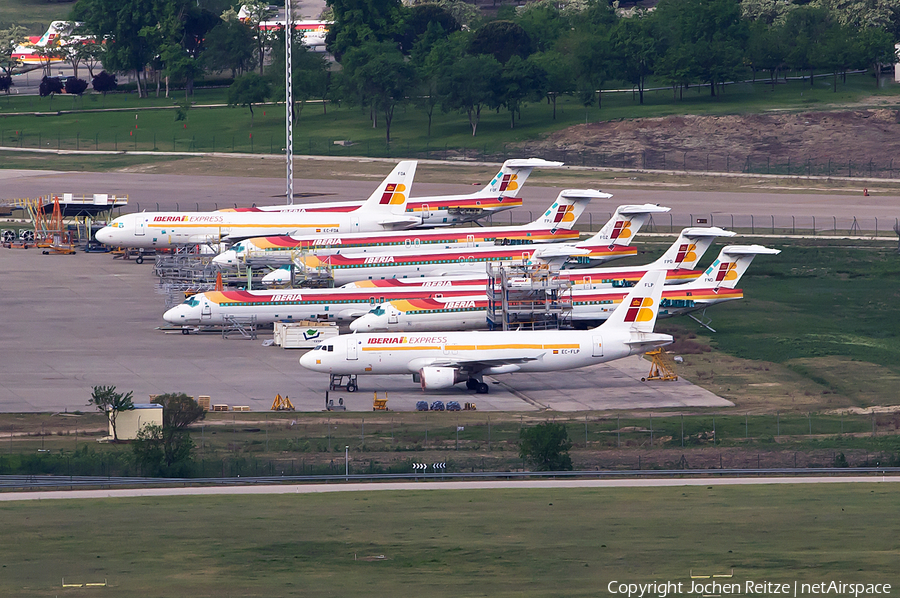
[418, 366, 463, 390]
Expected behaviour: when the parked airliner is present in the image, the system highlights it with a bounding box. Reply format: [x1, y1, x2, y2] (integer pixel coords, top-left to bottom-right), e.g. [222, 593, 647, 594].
[95, 162, 419, 248]
[299, 271, 672, 394]
[211, 189, 607, 269]
[220, 158, 562, 226]
[337, 226, 730, 291]
[348, 244, 779, 332]
[162, 284, 488, 328]
[260, 203, 670, 286]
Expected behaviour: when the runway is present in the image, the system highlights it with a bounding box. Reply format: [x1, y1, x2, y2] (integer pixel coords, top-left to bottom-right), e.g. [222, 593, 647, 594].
[1, 476, 896, 502]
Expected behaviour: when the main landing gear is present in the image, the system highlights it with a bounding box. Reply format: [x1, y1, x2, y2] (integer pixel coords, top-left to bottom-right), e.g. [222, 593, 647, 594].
[466, 378, 490, 394]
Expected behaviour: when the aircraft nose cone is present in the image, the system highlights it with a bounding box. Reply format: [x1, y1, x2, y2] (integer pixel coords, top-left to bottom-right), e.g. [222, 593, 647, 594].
[349, 316, 373, 332]
[299, 350, 318, 370]
[95, 226, 116, 245]
[162, 306, 183, 324]
[212, 251, 233, 267]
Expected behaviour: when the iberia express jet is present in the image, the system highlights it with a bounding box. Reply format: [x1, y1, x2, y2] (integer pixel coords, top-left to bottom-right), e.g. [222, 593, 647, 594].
[299, 270, 672, 394]
[95, 161, 419, 248]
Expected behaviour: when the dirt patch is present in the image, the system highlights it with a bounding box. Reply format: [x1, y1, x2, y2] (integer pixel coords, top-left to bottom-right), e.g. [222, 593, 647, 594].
[532, 109, 900, 171]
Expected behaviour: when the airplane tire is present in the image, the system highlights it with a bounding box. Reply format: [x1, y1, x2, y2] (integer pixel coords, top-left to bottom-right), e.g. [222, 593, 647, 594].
[136, 256, 144, 264]
[181, 328, 190, 335]
[476, 382, 489, 394]
[347, 384, 357, 393]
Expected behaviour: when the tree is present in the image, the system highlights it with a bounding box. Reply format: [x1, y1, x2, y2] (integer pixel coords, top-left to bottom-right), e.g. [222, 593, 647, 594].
[39, 76, 64, 97]
[399, 3, 460, 53]
[203, 17, 256, 78]
[150, 392, 205, 467]
[92, 70, 118, 95]
[88, 385, 134, 442]
[268, 27, 330, 123]
[529, 51, 574, 120]
[227, 72, 271, 126]
[65, 77, 89, 95]
[782, 6, 831, 87]
[855, 26, 898, 88]
[325, 0, 405, 61]
[72, 36, 106, 80]
[240, 0, 276, 72]
[612, 12, 658, 104]
[468, 20, 533, 64]
[0, 26, 27, 77]
[341, 40, 416, 143]
[441, 53, 500, 136]
[519, 422, 573, 471]
[73, 0, 159, 97]
[497, 55, 548, 129]
[411, 26, 465, 136]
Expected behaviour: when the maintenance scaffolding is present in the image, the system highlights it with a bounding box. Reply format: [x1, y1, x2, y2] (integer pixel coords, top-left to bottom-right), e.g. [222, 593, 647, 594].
[486, 262, 573, 331]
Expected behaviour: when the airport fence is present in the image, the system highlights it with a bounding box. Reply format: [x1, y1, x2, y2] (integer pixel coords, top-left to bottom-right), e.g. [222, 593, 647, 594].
[2, 412, 899, 478]
[496, 211, 900, 238]
[3, 127, 900, 180]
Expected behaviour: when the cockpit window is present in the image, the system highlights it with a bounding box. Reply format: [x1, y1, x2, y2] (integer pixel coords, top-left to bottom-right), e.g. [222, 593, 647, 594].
[233, 242, 245, 253]
[369, 306, 385, 316]
[183, 296, 200, 307]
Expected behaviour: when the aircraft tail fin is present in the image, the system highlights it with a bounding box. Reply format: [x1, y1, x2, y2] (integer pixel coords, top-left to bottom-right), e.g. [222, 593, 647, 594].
[479, 158, 563, 197]
[356, 161, 418, 215]
[599, 270, 666, 333]
[529, 189, 611, 230]
[583, 204, 671, 247]
[647, 227, 736, 270]
[692, 244, 781, 290]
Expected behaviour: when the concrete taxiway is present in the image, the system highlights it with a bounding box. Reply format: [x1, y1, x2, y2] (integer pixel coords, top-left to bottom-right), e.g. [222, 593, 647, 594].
[0, 166, 898, 225]
[0, 249, 732, 413]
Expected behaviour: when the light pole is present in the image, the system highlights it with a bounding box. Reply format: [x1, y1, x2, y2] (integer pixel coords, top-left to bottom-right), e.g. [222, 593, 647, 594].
[345, 445, 349, 479]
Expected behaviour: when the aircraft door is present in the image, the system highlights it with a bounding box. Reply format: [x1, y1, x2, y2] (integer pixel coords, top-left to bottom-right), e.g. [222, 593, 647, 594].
[466, 234, 475, 247]
[201, 300, 212, 320]
[592, 335, 603, 357]
[134, 216, 146, 236]
[347, 340, 359, 360]
[388, 312, 398, 324]
[421, 204, 430, 221]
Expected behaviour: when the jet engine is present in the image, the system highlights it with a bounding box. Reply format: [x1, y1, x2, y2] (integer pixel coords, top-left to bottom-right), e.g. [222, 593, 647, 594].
[418, 367, 463, 390]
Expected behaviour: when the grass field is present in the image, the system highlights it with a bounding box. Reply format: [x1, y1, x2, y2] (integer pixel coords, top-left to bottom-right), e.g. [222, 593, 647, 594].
[0, 0, 73, 33]
[0, 484, 896, 597]
[1, 73, 898, 159]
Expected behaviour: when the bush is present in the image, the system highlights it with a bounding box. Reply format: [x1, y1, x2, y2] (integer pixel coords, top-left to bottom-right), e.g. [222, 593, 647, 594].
[92, 71, 118, 95]
[65, 77, 89, 95]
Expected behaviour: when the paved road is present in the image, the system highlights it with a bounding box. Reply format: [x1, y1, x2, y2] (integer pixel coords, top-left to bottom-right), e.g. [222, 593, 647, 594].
[0, 167, 897, 227]
[1, 476, 896, 502]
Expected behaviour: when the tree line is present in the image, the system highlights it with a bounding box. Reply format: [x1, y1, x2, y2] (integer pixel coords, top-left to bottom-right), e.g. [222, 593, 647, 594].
[6, 0, 898, 142]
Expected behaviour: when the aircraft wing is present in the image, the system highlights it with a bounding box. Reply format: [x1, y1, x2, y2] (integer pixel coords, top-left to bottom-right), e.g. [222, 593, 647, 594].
[422, 356, 541, 376]
[377, 216, 422, 229]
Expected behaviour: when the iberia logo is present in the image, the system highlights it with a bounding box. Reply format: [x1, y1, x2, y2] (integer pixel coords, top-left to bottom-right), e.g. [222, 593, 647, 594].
[553, 204, 575, 223]
[624, 297, 655, 322]
[610, 220, 633, 239]
[716, 262, 738, 281]
[379, 183, 407, 205]
[675, 243, 698, 264]
[497, 173, 518, 192]
[303, 329, 321, 340]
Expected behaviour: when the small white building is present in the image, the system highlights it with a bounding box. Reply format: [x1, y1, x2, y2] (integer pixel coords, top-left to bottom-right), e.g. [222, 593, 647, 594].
[108, 403, 163, 441]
